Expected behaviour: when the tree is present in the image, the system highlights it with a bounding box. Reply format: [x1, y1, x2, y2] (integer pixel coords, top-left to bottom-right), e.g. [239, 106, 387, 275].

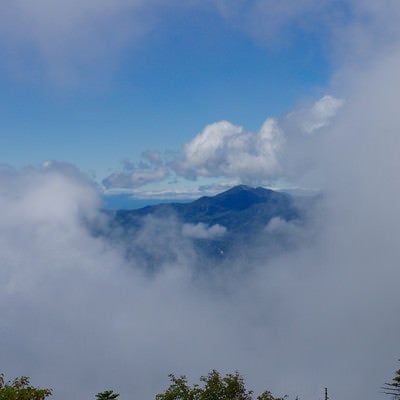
[198, 370, 252, 400]
[156, 370, 286, 400]
[0, 374, 52, 400]
[96, 390, 120, 400]
[155, 374, 199, 400]
[383, 362, 400, 399]
[257, 391, 287, 400]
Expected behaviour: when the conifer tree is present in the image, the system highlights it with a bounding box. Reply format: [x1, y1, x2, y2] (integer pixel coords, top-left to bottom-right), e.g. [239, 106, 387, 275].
[96, 390, 120, 400]
[382, 362, 400, 399]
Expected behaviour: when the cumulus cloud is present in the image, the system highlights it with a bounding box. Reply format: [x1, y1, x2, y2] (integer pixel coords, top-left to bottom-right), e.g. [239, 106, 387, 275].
[173, 119, 284, 184]
[171, 96, 342, 186]
[182, 223, 227, 240]
[103, 95, 342, 192]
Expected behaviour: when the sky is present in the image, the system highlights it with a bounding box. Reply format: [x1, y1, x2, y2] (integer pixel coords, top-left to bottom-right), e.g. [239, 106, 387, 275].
[0, 0, 334, 197]
[2, 2, 400, 400]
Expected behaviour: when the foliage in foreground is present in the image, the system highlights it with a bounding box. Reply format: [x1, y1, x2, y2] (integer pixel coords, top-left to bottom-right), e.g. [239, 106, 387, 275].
[3, 360, 400, 400]
[155, 370, 286, 400]
[382, 362, 400, 399]
[0, 374, 52, 400]
[96, 390, 120, 400]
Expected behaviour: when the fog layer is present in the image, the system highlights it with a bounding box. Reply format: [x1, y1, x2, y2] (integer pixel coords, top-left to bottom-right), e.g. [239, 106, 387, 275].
[2, 52, 400, 399]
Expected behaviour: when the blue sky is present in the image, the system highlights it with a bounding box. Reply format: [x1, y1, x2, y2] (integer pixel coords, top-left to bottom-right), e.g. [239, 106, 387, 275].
[0, 1, 345, 197]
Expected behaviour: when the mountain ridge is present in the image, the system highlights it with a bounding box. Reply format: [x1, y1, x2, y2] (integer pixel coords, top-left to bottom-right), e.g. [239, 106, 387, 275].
[105, 185, 302, 264]
[112, 184, 298, 229]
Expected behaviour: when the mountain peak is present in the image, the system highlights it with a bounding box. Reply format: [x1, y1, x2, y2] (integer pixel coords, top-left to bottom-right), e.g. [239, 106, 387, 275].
[222, 184, 253, 194]
[199, 184, 284, 212]
[215, 184, 274, 198]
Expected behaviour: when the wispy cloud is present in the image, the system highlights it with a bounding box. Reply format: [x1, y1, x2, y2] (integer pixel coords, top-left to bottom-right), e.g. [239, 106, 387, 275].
[284, 96, 344, 135]
[182, 223, 227, 240]
[102, 151, 169, 189]
[214, 0, 345, 45]
[103, 166, 169, 189]
[2, 1, 400, 83]
[0, 0, 173, 82]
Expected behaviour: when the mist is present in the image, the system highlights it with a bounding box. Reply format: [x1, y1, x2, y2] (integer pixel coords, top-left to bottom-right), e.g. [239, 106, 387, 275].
[2, 3, 400, 400]
[2, 55, 400, 398]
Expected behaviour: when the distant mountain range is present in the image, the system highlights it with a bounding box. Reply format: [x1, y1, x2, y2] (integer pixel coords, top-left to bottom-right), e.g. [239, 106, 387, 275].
[104, 185, 305, 265]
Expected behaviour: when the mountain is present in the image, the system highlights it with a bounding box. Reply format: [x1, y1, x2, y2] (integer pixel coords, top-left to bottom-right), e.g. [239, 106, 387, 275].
[113, 185, 298, 231]
[104, 185, 302, 265]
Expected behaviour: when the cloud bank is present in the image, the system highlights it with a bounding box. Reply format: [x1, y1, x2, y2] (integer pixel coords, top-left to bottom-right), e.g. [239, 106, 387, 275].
[103, 95, 343, 191]
[3, 52, 400, 400]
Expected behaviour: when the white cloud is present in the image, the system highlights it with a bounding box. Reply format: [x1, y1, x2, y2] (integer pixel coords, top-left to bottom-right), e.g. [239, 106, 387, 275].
[3, 61, 400, 400]
[3, 1, 400, 83]
[182, 223, 227, 239]
[102, 94, 342, 192]
[285, 95, 345, 134]
[0, 0, 171, 82]
[173, 119, 284, 184]
[265, 217, 296, 234]
[102, 95, 342, 191]
[172, 95, 342, 186]
[0, 162, 100, 226]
